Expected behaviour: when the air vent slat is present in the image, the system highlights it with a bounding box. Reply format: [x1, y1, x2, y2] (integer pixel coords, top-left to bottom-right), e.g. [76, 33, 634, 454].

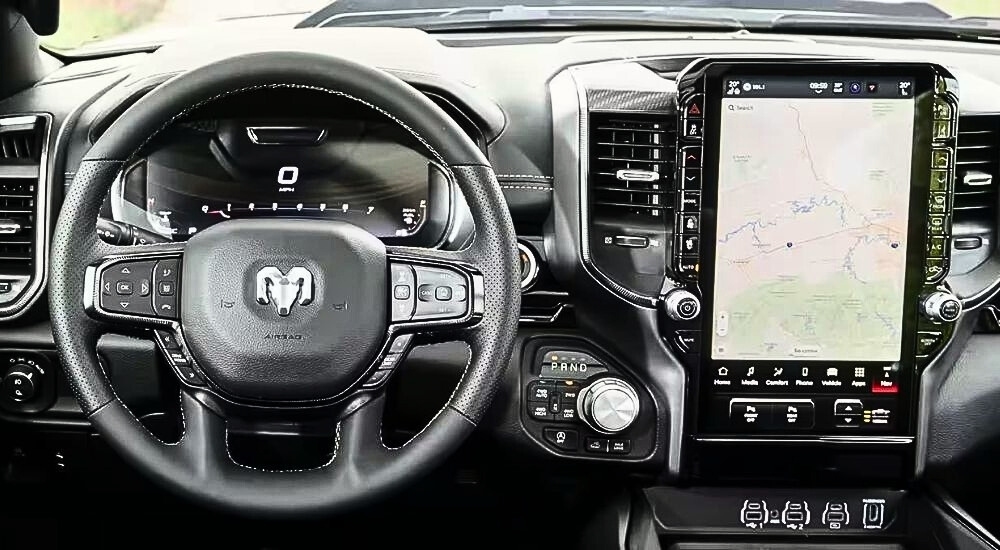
[589, 112, 676, 221]
[0, 116, 43, 286]
[954, 116, 999, 219]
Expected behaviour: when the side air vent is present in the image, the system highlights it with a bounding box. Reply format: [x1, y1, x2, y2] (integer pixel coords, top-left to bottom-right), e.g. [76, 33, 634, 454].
[589, 113, 676, 222]
[0, 115, 49, 318]
[0, 116, 42, 163]
[951, 115, 999, 274]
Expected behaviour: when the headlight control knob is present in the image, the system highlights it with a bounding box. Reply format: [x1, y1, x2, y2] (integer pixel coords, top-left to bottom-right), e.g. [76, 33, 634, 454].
[577, 378, 640, 434]
[1, 363, 38, 403]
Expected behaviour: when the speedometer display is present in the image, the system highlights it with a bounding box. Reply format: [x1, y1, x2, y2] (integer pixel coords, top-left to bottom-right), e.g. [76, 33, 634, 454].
[112, 118, 442, 241]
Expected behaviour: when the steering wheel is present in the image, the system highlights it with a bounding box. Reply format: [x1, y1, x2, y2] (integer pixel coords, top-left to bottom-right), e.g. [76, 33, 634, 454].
[49, 52, 520, 516]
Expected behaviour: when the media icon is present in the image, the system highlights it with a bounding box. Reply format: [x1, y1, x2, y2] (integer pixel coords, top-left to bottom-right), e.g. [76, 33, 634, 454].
[849, 82, 862, 94]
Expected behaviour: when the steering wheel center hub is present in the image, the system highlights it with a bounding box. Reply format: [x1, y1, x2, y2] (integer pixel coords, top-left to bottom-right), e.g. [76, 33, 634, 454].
[180, 218, 388, 401]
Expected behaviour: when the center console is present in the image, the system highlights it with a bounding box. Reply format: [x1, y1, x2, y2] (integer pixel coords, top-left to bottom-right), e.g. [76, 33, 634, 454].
[659, 60, 960, 444]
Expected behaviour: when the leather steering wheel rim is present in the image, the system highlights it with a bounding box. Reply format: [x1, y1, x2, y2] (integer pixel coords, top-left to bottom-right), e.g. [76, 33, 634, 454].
[49, 52, 520, 516]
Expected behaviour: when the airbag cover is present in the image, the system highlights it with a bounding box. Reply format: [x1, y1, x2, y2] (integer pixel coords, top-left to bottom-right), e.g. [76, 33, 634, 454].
[180, 218, 387, 401]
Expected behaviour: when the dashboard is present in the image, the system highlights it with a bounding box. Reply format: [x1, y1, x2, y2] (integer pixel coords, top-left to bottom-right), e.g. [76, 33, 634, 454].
[2, 23, 1000, 547]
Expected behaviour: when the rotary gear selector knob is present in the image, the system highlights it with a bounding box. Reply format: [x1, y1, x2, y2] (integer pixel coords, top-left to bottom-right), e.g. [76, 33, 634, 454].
[577, 378, 640, 434]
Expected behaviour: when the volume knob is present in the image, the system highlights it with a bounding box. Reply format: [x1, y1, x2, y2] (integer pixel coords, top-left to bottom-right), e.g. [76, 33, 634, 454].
[663, 289, 701, 321]
[577, 378, 640, 434]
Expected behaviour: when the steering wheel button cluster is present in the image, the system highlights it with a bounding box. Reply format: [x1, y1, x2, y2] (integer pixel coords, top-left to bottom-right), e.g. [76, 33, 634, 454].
[152, 258, 180, 319]
[411, 265, 470, 320]
[389, 263, 417, 321]
[99, 260, 157, 315]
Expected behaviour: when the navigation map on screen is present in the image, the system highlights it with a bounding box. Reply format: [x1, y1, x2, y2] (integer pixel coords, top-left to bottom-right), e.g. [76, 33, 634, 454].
[711, 77, 915, 361]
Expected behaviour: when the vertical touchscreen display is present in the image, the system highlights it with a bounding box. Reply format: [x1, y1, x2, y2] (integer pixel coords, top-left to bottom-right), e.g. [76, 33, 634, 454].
[712, 77, 915, 362]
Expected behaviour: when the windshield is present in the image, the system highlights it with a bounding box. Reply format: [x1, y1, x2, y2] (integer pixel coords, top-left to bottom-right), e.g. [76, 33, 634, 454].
[43, 0, 1000, 53]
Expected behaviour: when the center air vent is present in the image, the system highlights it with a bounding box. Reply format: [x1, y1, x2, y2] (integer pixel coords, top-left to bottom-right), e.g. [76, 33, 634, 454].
[589, 113, 676, 223]
[951, 115, 999, 274]
[585, 111, 675, 299]
[0, 115, 48, 318]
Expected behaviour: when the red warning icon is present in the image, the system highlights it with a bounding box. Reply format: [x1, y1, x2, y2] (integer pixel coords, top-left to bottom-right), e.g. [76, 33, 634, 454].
[688, 103, 701, 116]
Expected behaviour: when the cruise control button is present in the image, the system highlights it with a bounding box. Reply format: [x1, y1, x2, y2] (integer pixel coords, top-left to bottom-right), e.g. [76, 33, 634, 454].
[390, 264, 416, 321]
[453, 285, 468, 302]
[417, 284, 435, 302]
[413, 266, 470, 320]
[393, 285, 411, 300]
[434, 286, 453, 301]
[543, 428, 579, 451]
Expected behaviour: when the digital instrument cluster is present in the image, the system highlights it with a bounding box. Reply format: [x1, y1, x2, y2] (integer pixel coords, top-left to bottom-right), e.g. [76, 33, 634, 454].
[110, 119, 450, 243]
